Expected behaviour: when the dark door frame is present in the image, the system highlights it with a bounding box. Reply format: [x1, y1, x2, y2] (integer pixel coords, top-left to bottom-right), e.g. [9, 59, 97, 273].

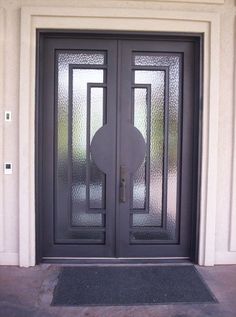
[35, 30, 203, 264]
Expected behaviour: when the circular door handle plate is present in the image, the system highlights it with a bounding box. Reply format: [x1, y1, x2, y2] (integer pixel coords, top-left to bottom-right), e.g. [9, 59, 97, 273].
[90, 124, 114, 174]
[91, 123, 146, 175]
[122, 123, 146, 174]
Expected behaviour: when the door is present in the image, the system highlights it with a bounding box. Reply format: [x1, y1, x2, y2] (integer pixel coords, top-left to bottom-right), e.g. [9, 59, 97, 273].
[37, 33, 200, 261]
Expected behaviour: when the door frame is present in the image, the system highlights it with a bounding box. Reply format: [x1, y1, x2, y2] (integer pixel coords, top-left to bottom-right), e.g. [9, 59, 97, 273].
[19, 6, 220, 267]
[36, 32, 202, 263]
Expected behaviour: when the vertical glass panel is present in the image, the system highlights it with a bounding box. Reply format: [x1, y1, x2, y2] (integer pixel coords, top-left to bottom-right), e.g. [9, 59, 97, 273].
[131, 54, 180, 242]
[89, 87, 106, 209]
[56, 51, 107, 244]
[166, 58, 179, 240]
[57, 53, 105, 189]
[132, 88, 147, 210]
[71, 69, 104, 227]
[132, 70, 165, 227]
[132, 162, 146, 210]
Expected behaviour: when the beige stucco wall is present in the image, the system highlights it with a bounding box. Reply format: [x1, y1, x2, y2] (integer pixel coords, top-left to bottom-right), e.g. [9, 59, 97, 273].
[0, 0, 235, 266]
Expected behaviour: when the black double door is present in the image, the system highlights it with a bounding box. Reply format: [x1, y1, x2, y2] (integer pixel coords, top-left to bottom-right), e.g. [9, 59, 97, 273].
[37, 33, 200, 261]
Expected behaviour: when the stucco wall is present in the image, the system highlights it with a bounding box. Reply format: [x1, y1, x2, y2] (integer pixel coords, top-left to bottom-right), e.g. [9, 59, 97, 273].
[0, 0, 235, 266]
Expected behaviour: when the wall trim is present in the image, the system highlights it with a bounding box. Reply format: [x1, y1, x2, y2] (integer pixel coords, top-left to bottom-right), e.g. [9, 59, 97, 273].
[0, 8, 5, 253]
[215, 252, 236, 265]
[0, 252, 18, 265]
[118, 0, 225, 3]
[19, 5, 220, 267]
[229, 13, 236, 252]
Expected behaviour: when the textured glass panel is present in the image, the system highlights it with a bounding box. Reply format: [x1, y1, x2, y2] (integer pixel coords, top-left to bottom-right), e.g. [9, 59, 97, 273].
[56, 51, 107, 245]
[131, 54, 180, 242]
[71, 69, 104, 226]
[134, 55, 178, 68]
[57, 56, 70, 186]
[132, 161, 146, 210]
[74, 232, 105, 242]
[89, 88, 105, 209]
[132, 88, 147, 209]
[130, 231, 170, 241]
[166, 58, 180, 240]
[59, 52, 105, 66]
[64, 232, 105, 243]
[133, 70, 165, 227]
[57, 52, 105, 188]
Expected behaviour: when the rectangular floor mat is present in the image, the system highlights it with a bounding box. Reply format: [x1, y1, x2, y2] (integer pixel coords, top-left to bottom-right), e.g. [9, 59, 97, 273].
[52, 266, 217, 306]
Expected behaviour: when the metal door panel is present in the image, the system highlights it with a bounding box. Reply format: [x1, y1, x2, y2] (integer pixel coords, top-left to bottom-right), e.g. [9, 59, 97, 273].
[117, 40, 196, 257]
[38, 37, 117, 258]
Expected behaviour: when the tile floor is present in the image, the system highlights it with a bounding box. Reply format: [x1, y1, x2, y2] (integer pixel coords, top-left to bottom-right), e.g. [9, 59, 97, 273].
[0, 264, 236, 317]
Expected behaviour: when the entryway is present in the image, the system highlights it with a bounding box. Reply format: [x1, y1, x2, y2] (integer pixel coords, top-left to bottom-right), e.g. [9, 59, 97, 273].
[3, 264, 236, 315]
[37, 32, 200, 262]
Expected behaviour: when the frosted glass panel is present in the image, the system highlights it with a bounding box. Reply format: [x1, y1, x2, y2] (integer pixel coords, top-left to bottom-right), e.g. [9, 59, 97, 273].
[57, 51, 107, 243]
[130, 231, 170, 241]
[57, 52, 105, 194]
[133, 70, 165, 227]
[89, 87, 106, 209]
[72, 69, 104, 226]
[131, 54, 180, 242]
[59, 52, 105, 66]
[132, 88, 147, 210]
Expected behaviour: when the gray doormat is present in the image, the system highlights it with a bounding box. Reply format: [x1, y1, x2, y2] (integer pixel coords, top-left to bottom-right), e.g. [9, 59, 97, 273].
[52, 266, 217, 306]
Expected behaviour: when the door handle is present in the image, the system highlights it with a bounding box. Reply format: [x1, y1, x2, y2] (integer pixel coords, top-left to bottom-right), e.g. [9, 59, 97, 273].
[120, 165, 127, 203]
